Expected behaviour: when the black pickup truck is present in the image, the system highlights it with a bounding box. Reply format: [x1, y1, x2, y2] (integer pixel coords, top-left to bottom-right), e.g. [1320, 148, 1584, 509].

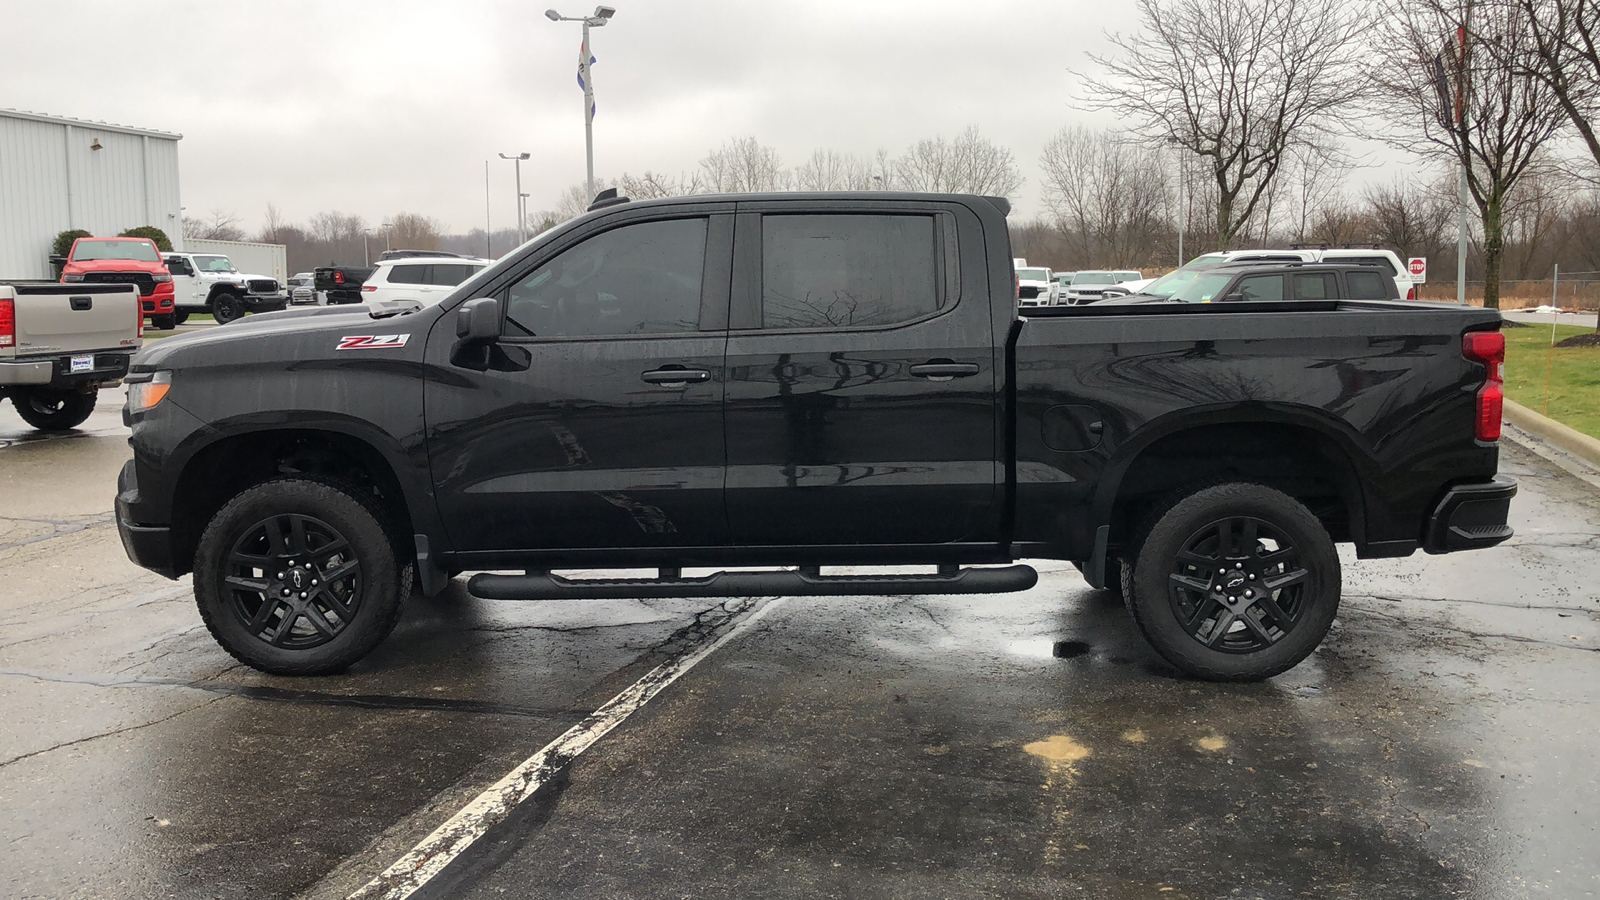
[115, 191, 1515, 681]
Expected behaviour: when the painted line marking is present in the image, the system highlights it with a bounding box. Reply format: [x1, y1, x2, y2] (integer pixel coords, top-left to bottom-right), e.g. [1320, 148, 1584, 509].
[347, 596, 785, 900]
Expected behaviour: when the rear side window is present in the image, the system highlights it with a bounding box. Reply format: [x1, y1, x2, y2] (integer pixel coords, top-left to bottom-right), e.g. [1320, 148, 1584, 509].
[761, 214, 941, 329]
[388, 264, 429, 285]
[1292, 273, 1337, 300]
[1337, 255, 1400, 274]
[1345, 271, 1389, 299]
[430, 264, 474, 286]
[1235, 274, 1284, 301]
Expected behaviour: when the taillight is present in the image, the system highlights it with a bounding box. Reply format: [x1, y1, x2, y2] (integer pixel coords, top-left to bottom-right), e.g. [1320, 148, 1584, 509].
[0, 297, 14, 348]
[1463, 331, 1505, 441]
[1406, 286, 1416, 300]
[362, 285, 377, 292]
[334, 271, 345, 284]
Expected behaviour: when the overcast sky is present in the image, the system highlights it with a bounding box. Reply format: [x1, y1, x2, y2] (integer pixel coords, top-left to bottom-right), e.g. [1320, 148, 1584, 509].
[8, 0, 1398, 236]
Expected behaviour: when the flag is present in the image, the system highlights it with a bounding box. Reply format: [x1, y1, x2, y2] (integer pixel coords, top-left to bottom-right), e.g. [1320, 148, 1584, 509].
[577, 38, 596, 117]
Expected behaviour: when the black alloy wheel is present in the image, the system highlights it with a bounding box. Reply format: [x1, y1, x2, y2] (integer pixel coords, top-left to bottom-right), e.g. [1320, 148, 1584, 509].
[12, 388, 97, 431]
[1166, 516, 1309, 653]
[194, 477, 408, 675]
[222, 513, 362, 650]
[1123, 482, 1340, 681]
[212, 293, 243, 324]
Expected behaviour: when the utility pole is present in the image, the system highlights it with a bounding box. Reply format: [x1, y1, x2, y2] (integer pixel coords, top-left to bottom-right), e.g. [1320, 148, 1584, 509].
[1455, 18, 1469, 305]
[484, 160, 493, 258]
[547, 6, 616, 202]
[499, 152, 530, 245]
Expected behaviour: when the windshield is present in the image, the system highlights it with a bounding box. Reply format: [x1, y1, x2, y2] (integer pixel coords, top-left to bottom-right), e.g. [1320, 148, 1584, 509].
[72, 239, 159, 263]
[194, 255, 237, 272]
[1071, 272, 1117, 285]
[1167, 273, 1235, 303]
[1054, 274, 1073, 284]
[1138, 266, 1216, 298]
[1017, 268, 1050, 282]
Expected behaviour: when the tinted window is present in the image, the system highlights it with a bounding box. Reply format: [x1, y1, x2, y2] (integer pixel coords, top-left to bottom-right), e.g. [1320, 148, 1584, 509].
[1292, 273, 1338, 300]
[762, 214, 939, 329]
[165, 258, 193, 276]
[430, 264, 475, 286]
[1235, 274, 1284, 301]
[388, 264, 429, 285]
[1345, 271, 1389, 299]
[504, 217, 707, 338]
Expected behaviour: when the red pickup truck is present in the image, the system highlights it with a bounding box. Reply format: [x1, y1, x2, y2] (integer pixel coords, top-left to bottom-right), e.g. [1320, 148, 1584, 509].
[53, 237, 177, 330]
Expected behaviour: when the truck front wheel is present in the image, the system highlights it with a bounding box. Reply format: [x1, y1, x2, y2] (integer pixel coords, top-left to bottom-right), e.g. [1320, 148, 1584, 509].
[152, 313, 177, 331]
[172, 311, 190, 326]
[212, 292, 244, 324]
[194, 477, 410, 675]
[1122, 482, 1340, 682]
[12, 388, 96, 431]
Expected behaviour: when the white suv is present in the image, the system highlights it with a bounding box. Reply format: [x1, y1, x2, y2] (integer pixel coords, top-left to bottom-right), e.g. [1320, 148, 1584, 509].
[361, 256, 492, 305]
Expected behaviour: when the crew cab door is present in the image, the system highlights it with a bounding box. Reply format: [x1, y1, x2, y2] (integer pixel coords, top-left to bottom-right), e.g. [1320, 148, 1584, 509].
[722, 201, 1002, 546]
[424, 210, 734, 554]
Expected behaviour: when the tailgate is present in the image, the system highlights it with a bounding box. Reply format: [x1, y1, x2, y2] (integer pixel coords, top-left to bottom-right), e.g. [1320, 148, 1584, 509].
[12, 284, 140, 355]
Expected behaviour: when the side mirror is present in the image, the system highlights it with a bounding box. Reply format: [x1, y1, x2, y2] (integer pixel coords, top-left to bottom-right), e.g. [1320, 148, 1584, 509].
[1222, 293, 1245, 302]
[455, 297, 500, 343]
[49, 255, 67, 267]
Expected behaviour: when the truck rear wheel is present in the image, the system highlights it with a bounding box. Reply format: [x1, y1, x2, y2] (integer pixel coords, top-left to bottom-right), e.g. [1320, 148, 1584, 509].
[193, 477, 410, 675]
[212, 292, 244, 324]
[12, 388, 96, 431]
[1122, 482, 1340, 682]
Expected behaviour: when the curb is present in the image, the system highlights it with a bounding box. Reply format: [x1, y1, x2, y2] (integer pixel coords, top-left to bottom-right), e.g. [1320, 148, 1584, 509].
[1503, 399, 1600, 470]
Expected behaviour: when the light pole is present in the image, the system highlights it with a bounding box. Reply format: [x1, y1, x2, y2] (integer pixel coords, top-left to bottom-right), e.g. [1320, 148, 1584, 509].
[499, 152, 531, 244]
[546, 5, 616, 201]
[381, 220, 392, 254]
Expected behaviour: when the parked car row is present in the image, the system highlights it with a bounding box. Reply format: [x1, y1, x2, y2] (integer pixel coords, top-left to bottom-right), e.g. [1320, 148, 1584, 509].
[313, 250, 491, 307]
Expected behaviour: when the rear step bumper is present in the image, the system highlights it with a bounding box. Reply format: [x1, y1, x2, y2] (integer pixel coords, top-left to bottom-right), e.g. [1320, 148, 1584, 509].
[468, 565, 1039, 601]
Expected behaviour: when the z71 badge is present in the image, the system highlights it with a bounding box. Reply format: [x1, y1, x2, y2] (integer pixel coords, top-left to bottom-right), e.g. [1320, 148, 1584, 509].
[336, 334, 410, 350]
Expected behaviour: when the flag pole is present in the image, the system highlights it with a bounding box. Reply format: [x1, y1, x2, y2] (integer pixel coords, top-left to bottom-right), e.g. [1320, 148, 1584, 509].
[583, 20, 596, 202]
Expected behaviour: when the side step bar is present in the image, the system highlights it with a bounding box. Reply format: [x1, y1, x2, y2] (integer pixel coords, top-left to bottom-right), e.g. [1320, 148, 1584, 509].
[467, 564, 1039, 601]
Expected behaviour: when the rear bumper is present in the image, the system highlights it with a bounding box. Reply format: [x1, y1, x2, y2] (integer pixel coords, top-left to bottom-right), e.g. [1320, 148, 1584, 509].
[116, 459, 178, 578]
[0, 352, 131, 388]
[1423, 476, 1518, 553]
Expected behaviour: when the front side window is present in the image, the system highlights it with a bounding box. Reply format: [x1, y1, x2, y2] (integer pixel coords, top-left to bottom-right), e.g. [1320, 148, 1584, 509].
[165, 258, 193, 276]
[1235, 275, 1285, 301]
[762, 214, 939, 329]
[504, 217, 707, 338]
[1346, 271, 1389, 299]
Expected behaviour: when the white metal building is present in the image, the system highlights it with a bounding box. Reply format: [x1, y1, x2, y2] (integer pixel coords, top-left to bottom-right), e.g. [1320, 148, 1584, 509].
[0, 108, 184, 280]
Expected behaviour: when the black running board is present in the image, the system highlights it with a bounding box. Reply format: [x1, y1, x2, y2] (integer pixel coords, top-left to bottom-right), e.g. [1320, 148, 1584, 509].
[467, 564, 1038, 601]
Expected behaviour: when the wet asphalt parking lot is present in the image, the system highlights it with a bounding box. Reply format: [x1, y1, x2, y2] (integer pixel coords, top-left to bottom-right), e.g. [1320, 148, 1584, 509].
[2, 385, 1598, 899]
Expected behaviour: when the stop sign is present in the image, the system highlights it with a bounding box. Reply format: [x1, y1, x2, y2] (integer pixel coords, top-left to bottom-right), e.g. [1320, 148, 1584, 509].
[1408, 257, 1427, 283]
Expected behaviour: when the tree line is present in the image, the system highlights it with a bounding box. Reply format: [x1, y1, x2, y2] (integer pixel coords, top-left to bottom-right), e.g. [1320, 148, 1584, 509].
[194, 0, 1600, 308]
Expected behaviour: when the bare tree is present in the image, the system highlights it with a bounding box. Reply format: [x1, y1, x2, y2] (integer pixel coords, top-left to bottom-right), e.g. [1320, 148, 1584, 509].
[1039, 126, 1170, 267]
[386, 212, 442, 251]
[185, 208, 245, 241]
[1363, 178, 1455, 265]
[619, 170, 704, 200]
[1082, 0, 1368, 249]
[793, 150, 877, 190]
[1513, 0, 1600, 171]
[308, 211, 366, 244]
[1370, 0, 1568, 307]
[894, 126, 1023, 198]
[260, 203, 288, 244]
[699, 137, 790, 192]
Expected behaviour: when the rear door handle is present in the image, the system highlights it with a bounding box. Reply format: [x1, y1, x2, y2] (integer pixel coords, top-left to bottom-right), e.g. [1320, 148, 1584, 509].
[641, 367, 711, 385]
[909, 361, 979, 381]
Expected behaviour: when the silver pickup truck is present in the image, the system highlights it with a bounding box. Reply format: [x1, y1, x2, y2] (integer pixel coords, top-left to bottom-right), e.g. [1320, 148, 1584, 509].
[0, 282, 141, 430]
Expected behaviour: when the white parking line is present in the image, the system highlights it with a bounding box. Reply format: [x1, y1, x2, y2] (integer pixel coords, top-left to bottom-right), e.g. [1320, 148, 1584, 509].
[346, 596, 785, 900]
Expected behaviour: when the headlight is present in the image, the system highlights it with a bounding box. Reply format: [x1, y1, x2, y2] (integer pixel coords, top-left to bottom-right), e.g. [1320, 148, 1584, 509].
[128, 371, 172, 414]
[62, 274, 85, 282]
[152, 273, 172, 283]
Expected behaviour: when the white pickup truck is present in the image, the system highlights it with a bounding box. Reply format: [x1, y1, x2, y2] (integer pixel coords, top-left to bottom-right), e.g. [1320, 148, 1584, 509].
[0, 282, 141, 430]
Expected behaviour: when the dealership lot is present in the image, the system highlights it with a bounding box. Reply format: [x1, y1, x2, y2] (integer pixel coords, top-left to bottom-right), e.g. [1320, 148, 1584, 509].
[1, 397, 1597, 899]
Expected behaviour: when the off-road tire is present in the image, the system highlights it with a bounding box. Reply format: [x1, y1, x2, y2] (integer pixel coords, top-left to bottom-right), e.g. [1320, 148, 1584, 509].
[152, 313, 177, 331]
[194, 477, 410, 675]
[212, 292, 244, 324]
[12, 388, 97, 431]
[1123, 482, 1340, 682]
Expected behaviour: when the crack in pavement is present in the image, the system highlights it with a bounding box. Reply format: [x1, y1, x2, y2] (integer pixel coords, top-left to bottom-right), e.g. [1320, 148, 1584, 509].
[1351, 593, 1600, 617]
[1350, 605, 1600, 654]
[0, 667, 591, 722]
[0, 513, 116, 551]
[0, 695, 225, 771]
[897, 597, 954, 633]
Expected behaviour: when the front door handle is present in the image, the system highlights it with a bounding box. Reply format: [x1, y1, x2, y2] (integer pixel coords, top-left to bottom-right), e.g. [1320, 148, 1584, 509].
[641, 367, 711, 386]
[909, 361, 979, 381]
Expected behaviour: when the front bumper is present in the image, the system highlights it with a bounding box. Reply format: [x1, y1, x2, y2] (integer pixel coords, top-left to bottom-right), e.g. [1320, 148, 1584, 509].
[1423, 475, 1518, 553]
[243, 292, 289, 313]
[116, 459, 178, 578]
